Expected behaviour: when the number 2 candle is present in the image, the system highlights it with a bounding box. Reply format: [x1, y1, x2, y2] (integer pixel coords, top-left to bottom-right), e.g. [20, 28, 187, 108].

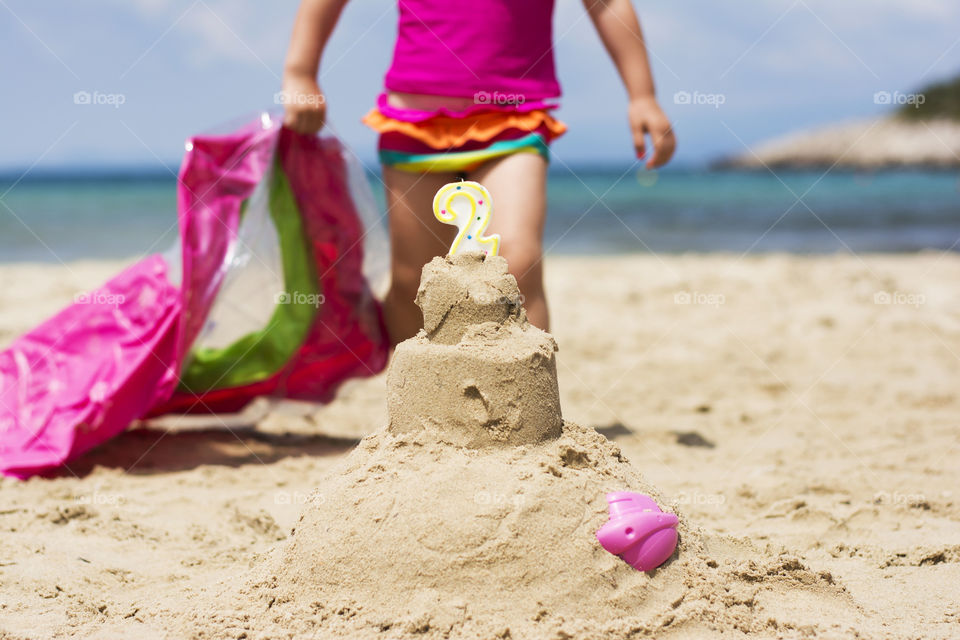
[432, 181, 501, 257]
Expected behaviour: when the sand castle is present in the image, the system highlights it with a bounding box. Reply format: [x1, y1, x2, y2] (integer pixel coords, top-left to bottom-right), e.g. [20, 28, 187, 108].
[190, 246, 864, 638]
[229, 252, 701, 635]
[387, 253, 562, 448]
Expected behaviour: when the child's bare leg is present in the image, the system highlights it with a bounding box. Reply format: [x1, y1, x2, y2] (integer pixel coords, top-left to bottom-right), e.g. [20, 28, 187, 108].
[382, 166, 459, 344]
[468, 153, 550, 330]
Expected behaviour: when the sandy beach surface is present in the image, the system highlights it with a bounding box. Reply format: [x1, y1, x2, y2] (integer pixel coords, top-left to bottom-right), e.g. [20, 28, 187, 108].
[2, 253, 959, 639]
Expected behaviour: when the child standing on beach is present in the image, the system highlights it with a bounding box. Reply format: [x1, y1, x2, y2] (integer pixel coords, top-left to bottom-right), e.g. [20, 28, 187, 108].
[282, 0, 675, 343]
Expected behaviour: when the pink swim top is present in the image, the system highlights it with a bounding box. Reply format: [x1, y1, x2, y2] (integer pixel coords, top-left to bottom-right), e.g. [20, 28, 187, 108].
[384, 0, 561, 102]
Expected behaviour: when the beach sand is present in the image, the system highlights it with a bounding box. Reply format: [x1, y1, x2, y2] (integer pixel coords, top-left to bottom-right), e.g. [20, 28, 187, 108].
[1, 253, 959, 638]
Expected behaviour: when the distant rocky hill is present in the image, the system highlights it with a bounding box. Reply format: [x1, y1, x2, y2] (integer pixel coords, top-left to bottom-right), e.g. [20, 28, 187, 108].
[716, 73, 960, 169]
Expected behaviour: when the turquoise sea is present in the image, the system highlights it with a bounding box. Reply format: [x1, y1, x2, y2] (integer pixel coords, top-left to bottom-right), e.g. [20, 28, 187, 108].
[1, 168, 958, 262]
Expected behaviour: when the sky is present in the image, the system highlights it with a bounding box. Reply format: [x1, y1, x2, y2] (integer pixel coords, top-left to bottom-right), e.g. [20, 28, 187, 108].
[2, 0, 959, 172]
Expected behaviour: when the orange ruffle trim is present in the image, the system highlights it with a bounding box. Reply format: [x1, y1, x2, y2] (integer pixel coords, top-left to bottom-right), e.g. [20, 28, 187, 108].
[362, 108, 567, 150]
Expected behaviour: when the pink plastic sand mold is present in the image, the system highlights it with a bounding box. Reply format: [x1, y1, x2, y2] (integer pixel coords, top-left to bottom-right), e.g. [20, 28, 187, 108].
[596, 491, 679, 572]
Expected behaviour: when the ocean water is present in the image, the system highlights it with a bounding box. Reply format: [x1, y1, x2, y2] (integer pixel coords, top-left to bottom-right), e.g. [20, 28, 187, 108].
[1, 168, 958, 263]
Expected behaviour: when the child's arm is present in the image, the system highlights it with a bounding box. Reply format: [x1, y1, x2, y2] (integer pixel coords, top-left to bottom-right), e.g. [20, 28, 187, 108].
[583, 0, 676, 168]
[282, 0, 350, 134]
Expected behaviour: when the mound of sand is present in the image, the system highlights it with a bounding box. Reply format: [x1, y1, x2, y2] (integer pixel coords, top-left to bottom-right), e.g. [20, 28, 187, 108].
[175, 254, 871, 639]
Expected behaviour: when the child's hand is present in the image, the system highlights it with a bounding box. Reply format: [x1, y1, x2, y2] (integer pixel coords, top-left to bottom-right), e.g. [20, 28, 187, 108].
[281, 73, 327, 134]
[628, 97, 676, 169]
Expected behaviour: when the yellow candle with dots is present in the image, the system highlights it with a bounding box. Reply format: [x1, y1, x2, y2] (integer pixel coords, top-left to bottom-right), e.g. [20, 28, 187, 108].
[432, 181, 501, 256]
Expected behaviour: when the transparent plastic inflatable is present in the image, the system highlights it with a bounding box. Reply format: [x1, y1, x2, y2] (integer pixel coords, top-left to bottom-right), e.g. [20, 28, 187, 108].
[0, 113, 390, 478]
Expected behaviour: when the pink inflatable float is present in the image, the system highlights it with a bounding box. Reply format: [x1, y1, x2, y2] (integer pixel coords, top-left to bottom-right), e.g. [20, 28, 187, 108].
[0, 114, 390, 478]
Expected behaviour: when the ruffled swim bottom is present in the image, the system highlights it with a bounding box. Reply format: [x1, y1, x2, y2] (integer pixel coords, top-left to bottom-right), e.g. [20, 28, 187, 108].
[362, 107, 567, 173]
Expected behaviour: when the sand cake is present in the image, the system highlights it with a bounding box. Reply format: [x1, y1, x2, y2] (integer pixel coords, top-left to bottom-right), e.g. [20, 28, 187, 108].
[175, 253, 870, 639]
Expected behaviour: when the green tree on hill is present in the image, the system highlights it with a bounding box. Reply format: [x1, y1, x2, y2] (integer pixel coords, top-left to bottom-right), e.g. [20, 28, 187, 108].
[897, 72, 960, 121]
